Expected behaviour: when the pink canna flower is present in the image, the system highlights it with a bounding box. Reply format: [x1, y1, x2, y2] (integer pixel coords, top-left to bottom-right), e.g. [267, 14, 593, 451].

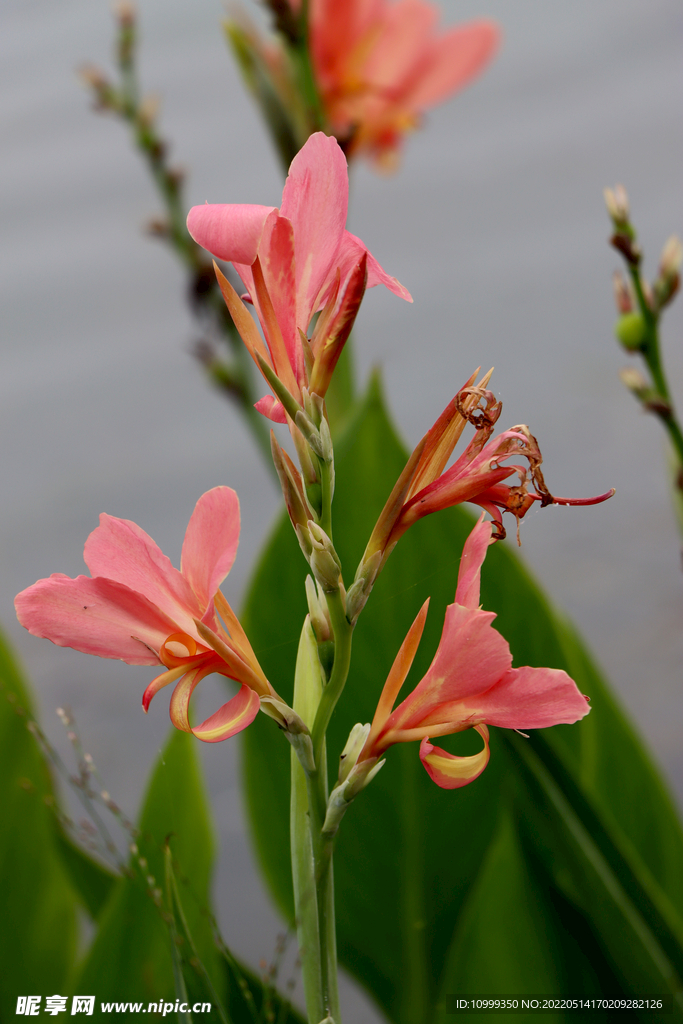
[357, 516, 591, 789]
[307, 0, 500, 167]
[187, 132, 411, 423]
[15, 487, 276, 743]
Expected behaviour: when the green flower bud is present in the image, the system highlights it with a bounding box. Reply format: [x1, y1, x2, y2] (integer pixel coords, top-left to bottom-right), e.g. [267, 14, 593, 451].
[615, 312, 647, 351]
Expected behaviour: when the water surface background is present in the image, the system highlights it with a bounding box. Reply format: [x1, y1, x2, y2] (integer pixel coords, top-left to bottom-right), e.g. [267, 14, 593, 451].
[2, 1, 682, 1018]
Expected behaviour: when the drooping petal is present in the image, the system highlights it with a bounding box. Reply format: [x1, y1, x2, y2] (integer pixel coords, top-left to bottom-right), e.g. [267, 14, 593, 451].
[464, 665, 591, 730]
[186, 203, 275, 264]
[83, 514, 202, 633]
[180, 487, 240, 614]
[454, 515, 491, 609]
[406, 20, 500, 110]
[142, 664, 186, 711]
[169, 664, 210, 733]
[280, 132, 350, 326]
[15, 574, 177, 665]
[419, 724, 490, 789]
[191, 685, 261, 743]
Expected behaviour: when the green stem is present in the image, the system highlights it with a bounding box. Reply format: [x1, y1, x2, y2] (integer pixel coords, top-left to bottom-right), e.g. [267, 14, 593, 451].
[628, 267, 683, 479]
[311, 590, 353, 771]
[291, 621, 341, 1023]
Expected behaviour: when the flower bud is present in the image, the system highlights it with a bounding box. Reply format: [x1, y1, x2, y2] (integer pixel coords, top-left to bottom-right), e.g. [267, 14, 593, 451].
[323, 756, 385, 836]
[654, 235, 682, 309]
[260, 696, 316, 772]
[305, 575, 331, 643]
[615, 312, 647, 351]
[337, 723, 371, 785]
[309, 525, 342, 591]
[604, 184, 630, 227]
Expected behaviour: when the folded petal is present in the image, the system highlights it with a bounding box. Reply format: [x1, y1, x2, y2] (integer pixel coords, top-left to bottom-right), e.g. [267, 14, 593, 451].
[181, 487, 240, 613]
[15, 574, 177, 665]
[280, 133, 350, 326]
[466, 665, 591, 730]
[191, 685, 261, 743]
[186, 203, 275, 264]
[84, 514, 201, 633]
[257, 212, 301, 376]
[419, 724, 490, 789]
[454, 515, 491, 609]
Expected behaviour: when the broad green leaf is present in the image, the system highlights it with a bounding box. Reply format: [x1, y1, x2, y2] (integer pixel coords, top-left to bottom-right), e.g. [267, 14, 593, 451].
[241, 376, 683, 1023]
[74, 728, 226, 1020]
[0, 629, 78, 1018]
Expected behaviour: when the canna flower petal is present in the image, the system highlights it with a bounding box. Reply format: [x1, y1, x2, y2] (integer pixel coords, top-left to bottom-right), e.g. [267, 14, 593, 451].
[15, 574, 177, 665]
[460, 665, 591, 731]
[83, 514, 202, 634]
[419, 725, 490, 790]
[191, 685, 262, 743]
[279, 131, 350, 325]
[185, 204, 275, 265]
[181, 486, 241, 618]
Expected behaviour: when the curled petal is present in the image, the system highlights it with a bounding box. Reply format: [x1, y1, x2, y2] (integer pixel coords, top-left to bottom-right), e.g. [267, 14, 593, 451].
[142, 664, 185, 712]
[181, 486, 240, 617]
[191, 685, 261, 743]
[169, 665, 210, 733]
[419, 724, 490, 789]
[186, 203, 275, 264]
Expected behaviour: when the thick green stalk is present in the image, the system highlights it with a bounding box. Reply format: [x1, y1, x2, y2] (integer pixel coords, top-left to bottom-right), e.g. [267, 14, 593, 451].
[311, 590, 353, 772]
[291, 620, 341, 1023]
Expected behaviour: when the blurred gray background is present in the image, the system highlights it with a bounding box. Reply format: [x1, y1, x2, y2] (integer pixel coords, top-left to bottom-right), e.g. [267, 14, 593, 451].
[2, 1, 682, 1019]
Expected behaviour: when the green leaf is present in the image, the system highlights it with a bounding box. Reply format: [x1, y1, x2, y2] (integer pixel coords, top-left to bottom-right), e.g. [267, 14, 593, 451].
[0, 628, 78, 1018]
[73, 728, 226, 1019]
[241, 376, 683, 1023]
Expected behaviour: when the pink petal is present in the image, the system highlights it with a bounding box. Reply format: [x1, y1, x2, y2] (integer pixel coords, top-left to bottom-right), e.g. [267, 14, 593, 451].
[467, 665, 591, 730]
[257, 212, 301, 376]
[191, 685, 261, 743]
[84, 514, 202, 633]
[407, 21, 501, 110]
[280, 133, 350, 326]
[361, 0, 437, 93]
[336, 231, 412, 303]
[15, 574, 177, 665]
[186, 204, 275, 264]
[419, 724, 490, 789]
[454, 515, 492, 609]
[254, 394, 287, 422]
[388, 603, 512, 731]
[180, 487, 240, 616]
